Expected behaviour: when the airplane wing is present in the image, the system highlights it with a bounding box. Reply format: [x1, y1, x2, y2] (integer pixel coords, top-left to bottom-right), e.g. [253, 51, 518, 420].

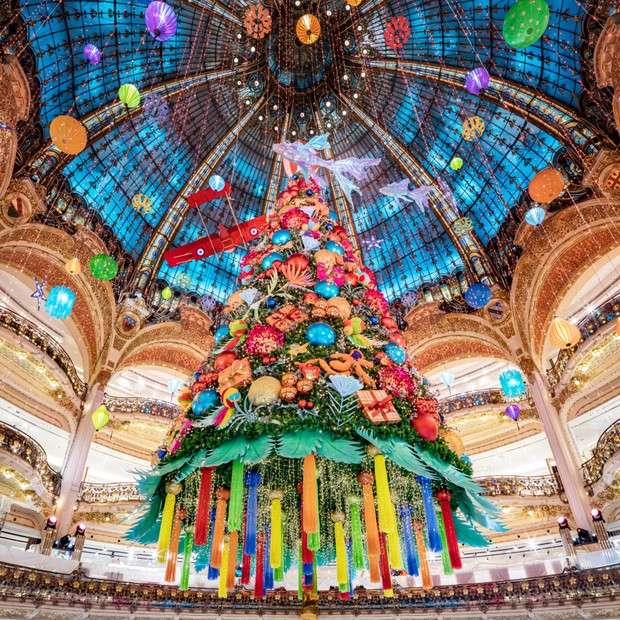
[163, 234, 224, 267]
[186, 182, 232, 209]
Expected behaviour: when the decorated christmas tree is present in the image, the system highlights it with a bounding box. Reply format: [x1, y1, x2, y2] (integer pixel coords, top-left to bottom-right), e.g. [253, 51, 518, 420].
[129, 172, 504, 598]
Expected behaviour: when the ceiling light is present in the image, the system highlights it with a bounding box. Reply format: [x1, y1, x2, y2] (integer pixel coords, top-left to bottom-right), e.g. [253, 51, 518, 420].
[250, 46, 256, 53]
[254, 80, 260, 87]
[326, 9, 332, 16]
[309, 129, 315, 135]
[274, 126, 279, 131]
[273, 104, 278, 110]
[326, 122, 332, 129]
[361, 71, 366, 78]
[341, 110, 347, 116]
[233, 57, 239, 64]
[245, 99, 251, 105]
[326, 101, 331, 107]
[300, 112, 305, 118]
[362, 48, 368, 55]
[295, 0, 301, 5]
[236, 79, 242, 86]
[344, 40, 350, 46]
[237, 33, 242, 40]
[357, 25, 363, 31]
[291, 130, 297, 136]
[345, 4, 351, 10]
[353, 93, 359, 99]
[343, 74, 349, 81]
[258, 115, 264, 121]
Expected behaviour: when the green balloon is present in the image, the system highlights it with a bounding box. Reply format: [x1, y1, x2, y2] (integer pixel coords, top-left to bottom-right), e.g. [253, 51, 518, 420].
[89, 254, 118, 281]
[502, 0, 550, 49]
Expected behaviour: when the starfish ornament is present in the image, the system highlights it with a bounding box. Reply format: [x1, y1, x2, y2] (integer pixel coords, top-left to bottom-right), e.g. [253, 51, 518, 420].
[288, 342, 310, 358]
[362, 234, 383, 251]
[31, 277, 47, 311]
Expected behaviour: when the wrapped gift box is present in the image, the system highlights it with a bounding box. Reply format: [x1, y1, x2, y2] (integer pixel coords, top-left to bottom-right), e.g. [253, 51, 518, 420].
[218, 358, 252, 392]
[266, 304, 308, 333]
[356, 389, 401, 424]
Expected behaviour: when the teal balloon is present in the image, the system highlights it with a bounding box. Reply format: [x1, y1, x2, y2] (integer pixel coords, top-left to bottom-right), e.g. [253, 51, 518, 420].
[262, 252, 284, 269]
[306, 322, 336, 346]
[193, 389, 220, 416]
[314, 280, 339, 299]
[384, 342, 406, 364]
[214, 325, 229, 341]
[325, 240, 344, 255]
[271, 230, 292, 245]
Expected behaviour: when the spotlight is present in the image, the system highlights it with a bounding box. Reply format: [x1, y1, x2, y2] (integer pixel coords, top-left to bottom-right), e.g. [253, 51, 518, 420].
[361, 71, 366, 78]
[274, 126, 279, 132]
[557, 516, 568, 529]
[76, 523, 86, 535]
[46, 516, 58, 529]
[591, 508, 603, 522]
[237, 33, 242, 40]
[233, 57, 239, 64]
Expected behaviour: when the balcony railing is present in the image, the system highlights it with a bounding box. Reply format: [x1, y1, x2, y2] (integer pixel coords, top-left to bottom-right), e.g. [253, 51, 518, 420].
[476, 475, 560, 497]
[0, 422, 61, 496]
[581, 419, 620, 486]
[103, 396, 181, 419]
[78, 482, 144, 503]
[546, 293, 620, 387]
[0, 305, 87, 398]
[439, 388, 527, 415]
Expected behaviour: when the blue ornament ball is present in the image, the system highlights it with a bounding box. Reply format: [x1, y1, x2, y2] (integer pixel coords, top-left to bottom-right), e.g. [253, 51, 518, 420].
[194, 372, 202, 381]
[306, 189, 313, 197]
[272, 229, 292, 245]
[329, 210, 339, 221]
[325, 240, 344, 255]
[370, 316, 379, 325]
[157, 448, 167, 459]
[306, 322, 336, 346]
[384, 342, 406, 365]
[192, 389, 220, 416]
[266, 297, 277, 308]
[262, 252, 285, 270]
[314, 280, 340, 299]
[208, 175, 225, 192]
[292, 173, 299, 180]
[464, 282, 492, 309]
[325, 223, 334, 231]
[214, 325, 229, 342]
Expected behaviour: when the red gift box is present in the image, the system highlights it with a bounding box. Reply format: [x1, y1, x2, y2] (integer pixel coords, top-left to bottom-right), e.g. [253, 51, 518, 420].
[356, 390, 401, 424]
[218, 358, 252, 392]
[266, 303, 308, 333]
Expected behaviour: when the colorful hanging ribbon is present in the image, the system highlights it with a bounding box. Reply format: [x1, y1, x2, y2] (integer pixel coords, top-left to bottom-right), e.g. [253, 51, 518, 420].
[416, 475, 442, 553]
[436, 490, 462, 570]
[156, 482, 181, 564]
[194, 467, 214, 546]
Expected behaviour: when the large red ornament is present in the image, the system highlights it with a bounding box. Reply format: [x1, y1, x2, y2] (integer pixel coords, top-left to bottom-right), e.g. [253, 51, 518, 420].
[388, 330, 406, 349]
[381, 316, 398, 330]
[411, 414, 438, 442]
[285, 253, 310, 271]
[214, 351, 238, 372]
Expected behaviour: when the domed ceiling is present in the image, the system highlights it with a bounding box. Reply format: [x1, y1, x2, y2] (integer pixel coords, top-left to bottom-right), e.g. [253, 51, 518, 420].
[17, 0, 598, 304]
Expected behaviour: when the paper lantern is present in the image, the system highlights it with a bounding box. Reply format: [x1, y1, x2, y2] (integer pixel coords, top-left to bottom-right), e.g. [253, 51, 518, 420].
[524, 206, 546, 226]
[50, 116, 88, 155]
[461, 116, 485, 141]
[499, 369, 526, 399]
[167, 378, 181, 394]
[92, 405, 109, 431]
[132, 193, 153, 214]
[209, 175, 226, 192]
[45, 286, 76, 319]
[244, 4, 272, 39]
[528, 168, 564, 203]
[161, 286, 173, 300]
[464, 282, 492, 309]
[296, 14, 321, 45]
[384, 16, 410, 51]
[505, 404, 521, 421]
[145, 1, 178, 41]
[465, 67, 490, 95]
[90, 254, 118, 281]
[503, 0, 550, 49]
[65, 257, 81, 276]
[118, 84, 141, 108]
[83, 44, 101, 65]
[450, 157, 463, 171]
[549, 317, 581, 349]
[440, 372, 454, 388]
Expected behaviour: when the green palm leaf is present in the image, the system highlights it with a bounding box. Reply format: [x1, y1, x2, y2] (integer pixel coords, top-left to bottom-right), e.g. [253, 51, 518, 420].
[317, 435, 364, 464]
[243, 435, 275, 463]
[277, 430, 322, 458]
[205, 436, 252, 466]
[452, 513, 492, 547]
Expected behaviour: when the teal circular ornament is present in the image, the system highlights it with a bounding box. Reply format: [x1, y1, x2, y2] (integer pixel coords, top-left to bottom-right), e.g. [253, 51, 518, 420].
[272, 230, 292, 245]
[384, 342, 406, 365]
[314, 280, 339, 299]
[329, 210, 339, 221]
[502, 0, 550, 49]
[214, 325, 229, 341]
[306, 322, 336, 346]
[262, 252, 285, 269]
[193, 389, 220, 416]
[325, 240, 344, 255]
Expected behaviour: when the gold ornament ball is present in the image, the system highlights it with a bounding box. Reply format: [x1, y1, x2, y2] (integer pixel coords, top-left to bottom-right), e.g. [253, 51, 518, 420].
[326, 296, 351, 319]
[296, 379, 314, 394]
[439, 428, 464, 457]
[281, 372, 298, 387]
[279, 386, 298, 402]
[248, 376, 282, 405]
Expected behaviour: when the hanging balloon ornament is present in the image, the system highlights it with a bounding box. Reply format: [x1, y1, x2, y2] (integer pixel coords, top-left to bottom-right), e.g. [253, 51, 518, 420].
[161, 287, 173, 300]
[505, 404, 521, 423]
[91, 405, 109, 431]
[175, 272, 193, 291]
[142, 93, 170, 128]
[528, 168, 565, 204]
[450, 157, 463, 171]
[549, 317, 581, 350]
[244, 3, 272, 39]
[145, 1, 178, 41]
[296, 14, 321, 45]
[524, 206, 546, 226]
[89, 254, 118, 281]
[65, 258, 81, 276]
[384, 16, 411, 51]
[503, 0, 550, 49]
[440, 371, 455, 393]
[452, 217, 474, 237]
[50, 116, 88, 155]
[464, 282, 492, 309]
[461, 116, 485, 142]
[132, 193, 153, 215]
[118, 84, 141, 109]
[83, 43, 101, 65]
[209, 175, 226, 192]
[499, 369, 526, 400]
[45, 286, 76, 320]
[465, 67, 490, 95]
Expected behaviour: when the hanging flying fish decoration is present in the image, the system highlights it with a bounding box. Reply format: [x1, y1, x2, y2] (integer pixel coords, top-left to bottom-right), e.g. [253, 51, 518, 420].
[272, 134, 381, 206]
[378, 179, 432, 213]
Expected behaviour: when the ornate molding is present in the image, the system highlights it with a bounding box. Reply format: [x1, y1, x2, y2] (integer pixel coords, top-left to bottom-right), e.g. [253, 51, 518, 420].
[593, 14, 620, 133]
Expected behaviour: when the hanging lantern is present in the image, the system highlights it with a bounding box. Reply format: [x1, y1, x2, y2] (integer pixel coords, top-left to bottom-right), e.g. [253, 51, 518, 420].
[244, 4, 272, 39]
[118, 84, 141, 109]
[65, 257, 81, 276]
[132, 193, 153, 214]
[45, 286, 76, 319]
[50, 116, 88, 155]
[461, 116, 485, 141]
[453, 217, 474, 236]
[503, 0, 550, 49]
[91, 405, 109, 431]
[450, 157, 463, 171]
[167, 378, 181, 394]
[384, 16, 410, 51]
[465, 67, 490, 95]
[505, 404, 521, 421]
[296, 14, 321, 45]
[464, 282, 492, 309]
[499, 369, 527, 399]
[524, 206, 546, 226]
[528, 168, 564, 203]
[440, 371, 454, 388]
[83, 44, 101, 65]
[145, 1, 178, 42]
[161, 286, 173, 300]
[209, 175, 226, 192]
[549, 317, 581, 349]
[89, 254, 118, 281]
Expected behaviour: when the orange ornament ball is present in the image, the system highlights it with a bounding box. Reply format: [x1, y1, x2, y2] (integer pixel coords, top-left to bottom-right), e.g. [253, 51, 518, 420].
[285, 253, 310, 270]
[214, 351, 238, 372]
[528, 168, 565, 203]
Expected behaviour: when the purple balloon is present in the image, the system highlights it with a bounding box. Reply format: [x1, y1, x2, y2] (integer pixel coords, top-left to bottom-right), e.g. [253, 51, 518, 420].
[83, 44, 101, 65]
[145, 1, 178, 42]
[505, 404, 521, 421]
[465, 67, 490, 95]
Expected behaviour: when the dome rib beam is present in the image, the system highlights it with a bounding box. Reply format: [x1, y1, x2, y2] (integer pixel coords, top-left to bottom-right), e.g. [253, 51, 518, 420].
[27, 65, 258, 180]
[180, 0, 242, 26]
[350, 58, 607, 155]
[262, 110, 292, 215]
[339, 92, 498, 286]
[129, 94, 268, 294]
